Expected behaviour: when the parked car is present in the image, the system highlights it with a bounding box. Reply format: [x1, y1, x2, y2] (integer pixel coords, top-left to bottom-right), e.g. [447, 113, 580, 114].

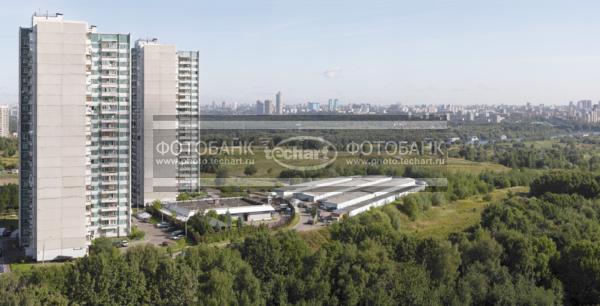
[155, 222, 169, 228]
[115, 240, 129, 248]
[170, 230, 183, 236]
[170, 234, 185, 240]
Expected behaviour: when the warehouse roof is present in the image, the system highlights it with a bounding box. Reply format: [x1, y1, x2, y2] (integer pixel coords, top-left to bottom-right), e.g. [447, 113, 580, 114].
[332, 186, 421, 215]
[322, 178, 417, 204]
[299, 176, 391, 197]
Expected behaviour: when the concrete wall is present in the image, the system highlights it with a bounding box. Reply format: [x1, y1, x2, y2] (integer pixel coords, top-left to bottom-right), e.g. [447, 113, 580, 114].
[140, 43, 178, 204]
[247, 212, 272, 222]
[30, 17, 89, 260]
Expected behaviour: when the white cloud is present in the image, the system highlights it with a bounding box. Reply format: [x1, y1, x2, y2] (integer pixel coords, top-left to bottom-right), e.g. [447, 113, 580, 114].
[323, 67, 343, 79]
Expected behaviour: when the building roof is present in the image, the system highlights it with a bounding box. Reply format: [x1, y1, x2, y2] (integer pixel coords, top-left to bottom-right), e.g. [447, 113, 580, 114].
[321, 178, 416, 204]
[211, 205, 275, 215]
[163, 197, 275, 221]
[332, 186, 421, 215]
[275, 177, 352, 192]
[298, 176, 391, 197]
[170, 197, 263, 211]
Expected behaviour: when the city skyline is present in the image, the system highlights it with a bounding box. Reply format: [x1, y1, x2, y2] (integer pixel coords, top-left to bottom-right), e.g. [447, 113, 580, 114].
[2, 1, 600, 105]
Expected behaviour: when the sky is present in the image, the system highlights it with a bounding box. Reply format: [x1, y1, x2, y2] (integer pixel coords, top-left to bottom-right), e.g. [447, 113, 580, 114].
[2, 0, 600, 105]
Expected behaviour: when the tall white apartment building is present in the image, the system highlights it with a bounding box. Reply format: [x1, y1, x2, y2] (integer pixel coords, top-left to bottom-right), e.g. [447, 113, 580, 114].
[176, 51, 201, 193]
[0, 105, 10, 137]
[85, 29, 131, 239]
[131, 39, 200, 207]
[19, 13, 131, 261]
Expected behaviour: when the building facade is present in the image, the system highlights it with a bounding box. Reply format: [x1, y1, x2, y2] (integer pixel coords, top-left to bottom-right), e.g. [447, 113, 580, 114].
[176, 51, 201, 193]
[275, 91, 283, 115]
[19, 14, 90, 260]
[131, 39, 200, 207]
[86, 31, 131, 239]
[0, 105, 10, 137]
[19, 14, 131, 261]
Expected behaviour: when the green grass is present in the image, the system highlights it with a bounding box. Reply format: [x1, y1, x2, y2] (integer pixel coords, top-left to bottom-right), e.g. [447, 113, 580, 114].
[398, 186, 528, 239]
[166, 238, 190, 254]
[0, 213, 18, 230]
[0, 156, 18, 169]
[446, 158, 510, 174]
[298, 229, 330, 252]
[10, 262, 66, 274]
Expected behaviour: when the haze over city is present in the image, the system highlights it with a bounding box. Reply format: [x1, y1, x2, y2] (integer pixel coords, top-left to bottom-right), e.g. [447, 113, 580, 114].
[2, 0, 600, 105]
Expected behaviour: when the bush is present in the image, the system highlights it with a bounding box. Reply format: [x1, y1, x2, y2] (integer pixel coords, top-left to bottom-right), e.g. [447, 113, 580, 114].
[129, 226, 145, 240]
[402, 198, 421, 220]
[244, 164, 258, 176]
[431, 193, 446, 206]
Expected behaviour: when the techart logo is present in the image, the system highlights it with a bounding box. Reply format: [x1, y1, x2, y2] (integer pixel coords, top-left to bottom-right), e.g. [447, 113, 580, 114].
[265, 136, 337, 171]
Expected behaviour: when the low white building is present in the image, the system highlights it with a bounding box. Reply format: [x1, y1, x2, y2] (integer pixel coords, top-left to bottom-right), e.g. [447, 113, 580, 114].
[333, 184, 426, 218]
[275, 177, 352, 198]
[161, 197, 276, 222]
[322, 178, 417, 210]
[294, 176, 392, 202]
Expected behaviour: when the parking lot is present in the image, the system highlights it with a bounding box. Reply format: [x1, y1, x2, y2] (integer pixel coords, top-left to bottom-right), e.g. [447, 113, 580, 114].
[131, 218, 181, 247]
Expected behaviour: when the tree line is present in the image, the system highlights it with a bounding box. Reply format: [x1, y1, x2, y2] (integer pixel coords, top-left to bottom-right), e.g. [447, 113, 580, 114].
[1, 169, 599, 305]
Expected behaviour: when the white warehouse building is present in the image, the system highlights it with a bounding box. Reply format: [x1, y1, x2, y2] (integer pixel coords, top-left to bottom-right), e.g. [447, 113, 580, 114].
[161, 197, 276, 223]
[333, 184, 426, 218]
[293, 176, 392, 202]
[322, 178, 418, 210]
[275, 177, 353, 198]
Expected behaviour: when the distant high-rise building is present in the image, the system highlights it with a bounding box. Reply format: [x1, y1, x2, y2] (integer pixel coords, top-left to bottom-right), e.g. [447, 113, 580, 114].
[264, 100, 274, 115]
[577, 100, 592, 110]
[0, 105, 9, 137]
[256, 100, 264, 114]
[328, 99, 338, 112]
[131, 39, 200, 207]
[275, 92, 283, 115]
[308, 102, 320, 112]
[19, 13, 131, 261]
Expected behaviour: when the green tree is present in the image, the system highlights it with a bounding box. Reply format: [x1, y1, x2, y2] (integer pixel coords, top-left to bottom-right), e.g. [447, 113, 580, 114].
[244, 164, 257, 176]
[557, 240, 600, 304]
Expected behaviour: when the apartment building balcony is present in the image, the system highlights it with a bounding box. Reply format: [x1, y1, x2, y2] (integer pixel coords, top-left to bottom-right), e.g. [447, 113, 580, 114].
[100, 197, 119, 204]
[99, 72, 118, 78]
[100, 206, 119, 212]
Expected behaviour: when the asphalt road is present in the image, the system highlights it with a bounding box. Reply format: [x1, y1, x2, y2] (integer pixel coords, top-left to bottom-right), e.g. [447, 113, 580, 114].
[292, 204, 327, 232]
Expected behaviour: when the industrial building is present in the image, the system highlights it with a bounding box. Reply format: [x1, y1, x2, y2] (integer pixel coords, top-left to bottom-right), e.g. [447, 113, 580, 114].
[293, 176, 392, 202]
[281, 176, 425, 219]
[332, 185, 425, 218]
[321, 178, 417, 210]
[161, 197, 276, 223]
[275, 177, 353, 198]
